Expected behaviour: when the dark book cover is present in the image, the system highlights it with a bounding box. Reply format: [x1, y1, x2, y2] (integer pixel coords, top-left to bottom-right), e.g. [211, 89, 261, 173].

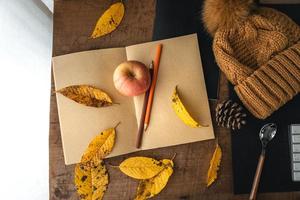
[153, 0, 220, 100]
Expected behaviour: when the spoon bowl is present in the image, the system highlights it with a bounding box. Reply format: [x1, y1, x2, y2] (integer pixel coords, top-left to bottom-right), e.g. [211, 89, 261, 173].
[259, 123, 277, 148]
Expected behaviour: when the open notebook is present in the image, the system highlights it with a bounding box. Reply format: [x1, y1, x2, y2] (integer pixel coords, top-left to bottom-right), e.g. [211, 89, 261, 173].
[52, 34, 214, 165]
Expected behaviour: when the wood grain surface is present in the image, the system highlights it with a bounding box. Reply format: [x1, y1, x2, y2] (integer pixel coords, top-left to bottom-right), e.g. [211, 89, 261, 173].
[50, 0, 300, 199]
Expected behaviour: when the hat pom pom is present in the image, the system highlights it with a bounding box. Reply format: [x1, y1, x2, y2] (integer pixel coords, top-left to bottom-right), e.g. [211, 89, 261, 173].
[202, 0, 255, 36]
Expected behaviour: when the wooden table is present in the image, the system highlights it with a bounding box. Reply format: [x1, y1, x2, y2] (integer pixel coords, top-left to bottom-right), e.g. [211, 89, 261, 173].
[50, 1, 300, 199]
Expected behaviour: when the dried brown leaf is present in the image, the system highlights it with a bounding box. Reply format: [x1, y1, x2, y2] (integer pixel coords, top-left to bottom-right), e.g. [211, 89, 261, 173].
[57, 85, 113, 107]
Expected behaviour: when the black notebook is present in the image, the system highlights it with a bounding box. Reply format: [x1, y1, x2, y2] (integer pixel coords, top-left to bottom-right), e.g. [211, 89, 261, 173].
[153, 0, 220, 100]
[231, 4, 300, 194]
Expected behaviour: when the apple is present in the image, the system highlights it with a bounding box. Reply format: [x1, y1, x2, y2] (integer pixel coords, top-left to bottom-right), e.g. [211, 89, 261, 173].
[113, 60, 151, 96]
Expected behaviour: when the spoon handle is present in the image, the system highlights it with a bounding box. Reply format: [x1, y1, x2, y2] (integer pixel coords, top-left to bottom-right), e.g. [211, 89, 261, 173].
[249, 150, 265, 200]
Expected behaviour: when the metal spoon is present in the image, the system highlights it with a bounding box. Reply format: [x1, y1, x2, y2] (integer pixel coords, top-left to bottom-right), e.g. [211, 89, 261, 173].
[249, 123, 277, 200]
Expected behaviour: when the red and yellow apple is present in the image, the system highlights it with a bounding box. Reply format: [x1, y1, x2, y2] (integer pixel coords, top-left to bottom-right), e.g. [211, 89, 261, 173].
[113, 61, 151, 96]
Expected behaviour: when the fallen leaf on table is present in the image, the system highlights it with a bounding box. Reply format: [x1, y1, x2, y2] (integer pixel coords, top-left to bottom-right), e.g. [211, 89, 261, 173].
[74, 124, 119, 200]
[74, 164, 92, 200]
[171, 86, 207, 128]
[91, 163, 109, 200]
[206, 143, 222, 187]
[135, 159, 174, 200]
[57, 85, 113, 107]
[81, 123, 119, 166]
[91, 2, 125, 39]
[74, 161, 109, 200]
[119, 157, 166, 179]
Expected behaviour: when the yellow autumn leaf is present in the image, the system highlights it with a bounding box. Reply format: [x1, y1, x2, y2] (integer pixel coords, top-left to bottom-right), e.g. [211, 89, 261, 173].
[57, 85, 113, 107]
[74, 164, 92, 200]
[74, 161, 109, 200]
[135, 159, 174, 200]
[119, 157, 166, 179]
[207, 143, 222, 187]
[171, 86, 207, 128]
[91, 2, 125, 38]
[91, 162, 109, 200]
[81, 124, 119, 166]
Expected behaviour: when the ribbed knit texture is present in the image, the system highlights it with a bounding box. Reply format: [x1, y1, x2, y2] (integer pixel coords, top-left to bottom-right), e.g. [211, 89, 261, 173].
[213, 7, 300, 119]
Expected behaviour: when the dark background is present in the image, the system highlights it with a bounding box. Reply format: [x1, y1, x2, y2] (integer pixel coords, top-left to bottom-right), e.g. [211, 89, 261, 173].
[153, 0, 300, 194]
[153, 0, 219, 100]
[231, 4, 300, 194]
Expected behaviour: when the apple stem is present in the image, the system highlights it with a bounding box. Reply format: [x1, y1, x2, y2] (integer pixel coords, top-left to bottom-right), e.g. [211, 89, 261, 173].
[127, 71, 136, 79]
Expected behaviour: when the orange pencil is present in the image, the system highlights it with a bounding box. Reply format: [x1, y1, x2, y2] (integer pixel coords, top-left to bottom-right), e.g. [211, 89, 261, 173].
[144, 44, 163, 131]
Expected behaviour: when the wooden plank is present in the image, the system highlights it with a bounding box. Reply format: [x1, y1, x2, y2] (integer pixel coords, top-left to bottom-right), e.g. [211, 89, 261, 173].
[50, 0, 300, 199]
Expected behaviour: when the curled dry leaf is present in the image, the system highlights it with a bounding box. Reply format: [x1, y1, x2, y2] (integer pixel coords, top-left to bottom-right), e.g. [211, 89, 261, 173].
[74, 161, 109, 200]
[81, 124, 119, 166]
[91, 2, 125, 39]
[206, 144, 222, 187]
[135, 159, 174, 200]
[57, 85, 113, 107]
[171, 86, 207, 128]
[119, 157, 165, 179]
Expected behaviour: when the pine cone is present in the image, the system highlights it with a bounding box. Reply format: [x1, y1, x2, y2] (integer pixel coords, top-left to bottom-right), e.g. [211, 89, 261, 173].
[215, 100, 247, 130]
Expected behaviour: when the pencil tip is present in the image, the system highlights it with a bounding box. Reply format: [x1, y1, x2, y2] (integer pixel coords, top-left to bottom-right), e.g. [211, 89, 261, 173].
[149, 61, 154, 69]
[144, 124, 148, 132]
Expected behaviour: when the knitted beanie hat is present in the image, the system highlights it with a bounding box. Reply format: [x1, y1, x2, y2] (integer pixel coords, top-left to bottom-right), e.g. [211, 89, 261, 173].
[202, 0, 300, 119]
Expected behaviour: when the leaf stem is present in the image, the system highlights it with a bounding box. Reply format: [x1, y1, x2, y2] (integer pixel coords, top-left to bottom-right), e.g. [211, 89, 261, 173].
[114, 121, 121, 129]
[171, 153, 177, 161]
[107, 163, 119, 168]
